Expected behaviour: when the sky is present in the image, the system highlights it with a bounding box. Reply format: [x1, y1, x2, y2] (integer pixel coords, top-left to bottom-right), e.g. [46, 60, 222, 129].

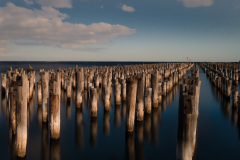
[0, 0, 240, 62]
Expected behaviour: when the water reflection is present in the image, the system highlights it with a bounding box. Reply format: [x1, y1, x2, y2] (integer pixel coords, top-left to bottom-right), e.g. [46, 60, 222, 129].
[232, 107, 238, 126]
[75, 108, 84, 149]
[151, 107, 160, 145]
[66, 99, 71, 119]
[90, 117, 97, 147]
[37, 105, 42, 128]
[125, 132, 135, 160]
[135, 122, 144, 160]
[114, 105, 121, 127]
[41, 123, 49, 160]
[0, 63, 196, 160]
[50, 140, 60, 160]
[162, 84, 179, 112]
[103, 110, 110, 135]
[144, 113, 151, 141]
[1, 96, 7, 115]
[122, 102, 127, 120]
[211, 85, 231, 119]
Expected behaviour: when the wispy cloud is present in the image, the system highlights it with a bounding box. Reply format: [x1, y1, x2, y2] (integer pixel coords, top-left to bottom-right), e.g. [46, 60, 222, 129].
[178, 0, 213, 8]
[37, 0, 72, 8]
[24, 0, 34, 5]
[235, 4, 240, 9]
[0, 53, 11, 57]
[0, 3, 136, 52]
[0, 46, 11, 57]
[121, 4, 135, 12]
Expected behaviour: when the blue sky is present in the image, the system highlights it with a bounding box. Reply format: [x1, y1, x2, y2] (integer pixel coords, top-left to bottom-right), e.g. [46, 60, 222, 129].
[0, 0, 239, 61]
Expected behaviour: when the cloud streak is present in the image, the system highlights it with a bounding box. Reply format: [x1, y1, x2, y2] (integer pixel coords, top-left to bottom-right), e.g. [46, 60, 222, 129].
[37, 0, 72, 8]
[24, 0, 34, 5]
[178, 0, 213, 8]
[0, 3, 136, 52]
[121, 4, 135, 12]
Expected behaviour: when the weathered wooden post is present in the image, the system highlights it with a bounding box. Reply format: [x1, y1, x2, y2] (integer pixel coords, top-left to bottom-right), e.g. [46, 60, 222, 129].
[144, 88, 152, 114]
[1, 73, 7, 97]
[115, 84, 121, 105]
[66, 77, 72, 100]
[226, 79, 231, 98]
[177, 70, 201, 160]
[16, 74, 28, 158]
[126, 76, 138, 132]
[107, 81, 112, 95]
[76, 69, 84, 108]
[103, 86, 110, 110]
[41, 72, 48, 123]
[90, 88, 98, 117]
[162, 81, 167, 96]
[122, 83, 127, 101]
[10, 92, 16, 135]
[145, 74, 150, 88]
[232, 88, 238, 107]
[151, 71, 158, 107]
[37, 81, 42, 105]
[56, 72, 61, 98]
[28, 73, 35, 100]
[102, 75, 108, 88]
[50, 94, 60, 139]
[136, 76, 144, 121]
[158, 82, 162, 103]
[94, 74, 100, 88]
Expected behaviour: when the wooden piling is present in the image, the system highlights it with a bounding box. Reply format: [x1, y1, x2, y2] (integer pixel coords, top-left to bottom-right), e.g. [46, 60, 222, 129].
[151, 72, 158, 107]
[16, 74, 28, 158]
[50, 94, 60, 139]
[90, 88, 98, 117]
[136, 76, 144, 121]
[115, 84, 121, 106]
[126, 76, 138, 132]
[144, 88, 152, 114]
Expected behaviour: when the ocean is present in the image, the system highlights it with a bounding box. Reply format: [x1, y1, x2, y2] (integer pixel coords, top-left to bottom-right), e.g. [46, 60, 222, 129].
[0, 61, 240, 160]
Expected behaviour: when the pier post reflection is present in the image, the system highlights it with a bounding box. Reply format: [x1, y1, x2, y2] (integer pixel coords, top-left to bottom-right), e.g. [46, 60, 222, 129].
[103, 110, 110, 135]
[144, 113, 151, 141]
[90, 117, 97, 147]
[41, 123, 49, 160]
[135, 121, 144, 160]
[114, 105, 121, 127]
[122, 102, 126, 120]
[50, 139, 60, 160]
[125, 132, 135, 160]
[75, 108, 84, 149]
[37, 105, 42, 128]
[151, 107, 159, 145]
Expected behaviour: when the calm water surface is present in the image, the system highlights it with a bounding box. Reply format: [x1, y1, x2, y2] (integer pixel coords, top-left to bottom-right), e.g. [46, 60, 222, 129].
[0, 62, 240, 160]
